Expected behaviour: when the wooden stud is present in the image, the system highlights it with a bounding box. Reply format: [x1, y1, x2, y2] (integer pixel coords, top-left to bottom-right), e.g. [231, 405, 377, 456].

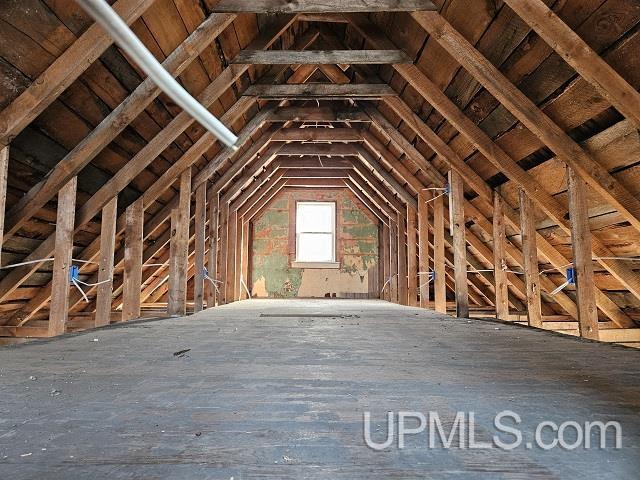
[193, 183, 207, 313]
[168, 169, 192, 316]
[493, 191, 509, 320]
[567, 168, 599, 340]
[206, 190, 220, 307]
[433, 191, 447, 313]
[0, 146, 8, 261]
[407, 207, 419, 307]
[389, 220, 399, 303]
[448, 170, 469, 318]
[48, 177, 77, 337]
[398, 212, 409, 306]
[95, 197, 118, 327]
[382, 223, 391, 301]
[519, 189, 543, 328]
[418, 191, 430, 308]
[122, 198, 143, 322]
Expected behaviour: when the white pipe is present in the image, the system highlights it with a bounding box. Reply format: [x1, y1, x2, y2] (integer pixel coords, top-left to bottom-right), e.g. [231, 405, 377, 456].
[77, 0, 238, 150]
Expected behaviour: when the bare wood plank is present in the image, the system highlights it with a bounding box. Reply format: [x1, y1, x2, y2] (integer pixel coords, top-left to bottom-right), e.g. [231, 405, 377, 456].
[243, 84, 396, 98]
[122, 198, 144, 322]
[519, 189, 543, 328]
[193, 183, 207, 313]
[209, 0, 437, 12]
[492, 191, 509, 321]
[567, 168, 599, 340]
[412, 11, 640, 234]
[3, 12, 236, 240]
[398, 212, 409, 306]
[48, 177, 77, 337]
[168, 169, 192, 316]
[0, 0, 155, 147]
[504, 0, 640, 129]
[433, 191, 446, 313]
[0, 146, 8, 261]
[233, 50, 412, 64]
[448, 170, 469, 318]
[389, 220, 399, 303]
[95, 197, 118, 327]
[273, 128, 362, 142]
[418, 191, 430, 307]
[407, 207, 419, 306]
[206, 190, 219, 307]
[271, 106, 370, 122]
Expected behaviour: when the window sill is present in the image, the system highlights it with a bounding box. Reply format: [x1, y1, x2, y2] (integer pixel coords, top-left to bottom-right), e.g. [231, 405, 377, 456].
[292, 261, 340, 269]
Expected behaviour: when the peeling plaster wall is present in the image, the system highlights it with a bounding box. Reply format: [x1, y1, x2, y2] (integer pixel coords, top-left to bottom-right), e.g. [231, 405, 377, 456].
[251, 189, 379, 298]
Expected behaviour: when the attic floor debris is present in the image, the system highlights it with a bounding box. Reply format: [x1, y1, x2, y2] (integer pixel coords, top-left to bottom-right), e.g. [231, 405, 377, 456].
[0, 299, 638, 479]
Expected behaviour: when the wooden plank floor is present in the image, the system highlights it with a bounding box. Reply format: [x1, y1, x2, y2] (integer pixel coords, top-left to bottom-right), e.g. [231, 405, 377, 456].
[0, 299, 639, 479]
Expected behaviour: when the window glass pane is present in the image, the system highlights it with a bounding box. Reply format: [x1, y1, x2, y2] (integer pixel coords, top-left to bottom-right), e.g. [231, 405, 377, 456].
[297, 203, 333, 233]
[297, 233, 334, 262]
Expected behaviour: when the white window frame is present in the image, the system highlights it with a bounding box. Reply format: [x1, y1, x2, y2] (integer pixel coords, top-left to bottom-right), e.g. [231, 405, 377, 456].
[293, 201, 339, 269]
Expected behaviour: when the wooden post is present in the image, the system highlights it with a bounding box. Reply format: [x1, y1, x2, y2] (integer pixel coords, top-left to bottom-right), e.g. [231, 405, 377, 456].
[567, 168, 599, 340]
[448, 170, 469, 318]
[168, 169, 192, 316]
[122, 198, 143, 322]
[382, 222, 391, 301]
[389, 220, 399, 303]
[519, 189, 543, 328]
[217, 201, 229, 305]
[206, 190, 219, 307]
[433, 191, 447, 313]
[95, 197, 118, 327]
[193, 183, 207, 312]
[418, 191, 430, 307]
[407, 207, 419, 306]
[398, 212, 409, 306]
[48, 177, 77, 337]
[240, 218, 251, 300]
[493, 191, 509, 320]
[0, 146, 8, 262]
[225, 209, 238, 302]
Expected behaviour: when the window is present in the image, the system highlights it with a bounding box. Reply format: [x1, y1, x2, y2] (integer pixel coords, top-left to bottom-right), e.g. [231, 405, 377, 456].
[295, 202, 337, 267]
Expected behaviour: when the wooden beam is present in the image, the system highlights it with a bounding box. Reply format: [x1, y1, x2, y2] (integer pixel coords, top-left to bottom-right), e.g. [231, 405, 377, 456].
[193, 183, 207, 313]
[418, 191, 430, 307]
[271, 106, 369, 122]
[0, 0, 155, 147]
[492, 192, 509, 321]
[411, 12, 640, 234]
[210, 0, 436, 12]
[432, 188, 447, 313]
[168, 169, 192, 316]
[504, 0, 640, 129]
[448, 170, 469, 318]
[273, 128, 362, 142]
[233, 50, 412, 64]
[48, 177, 77, 337]
[398, 212, 409, 305]
[407, 207, 419, 306]
[206, 190, 219, 307]
[122, 199, 143, 322]
[519, 190, 543, 328]
[2, 12, 236, 241]
[95, 197, 118, 327]
[243, 84, 396, 98]
[567, 168, 599, 340]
